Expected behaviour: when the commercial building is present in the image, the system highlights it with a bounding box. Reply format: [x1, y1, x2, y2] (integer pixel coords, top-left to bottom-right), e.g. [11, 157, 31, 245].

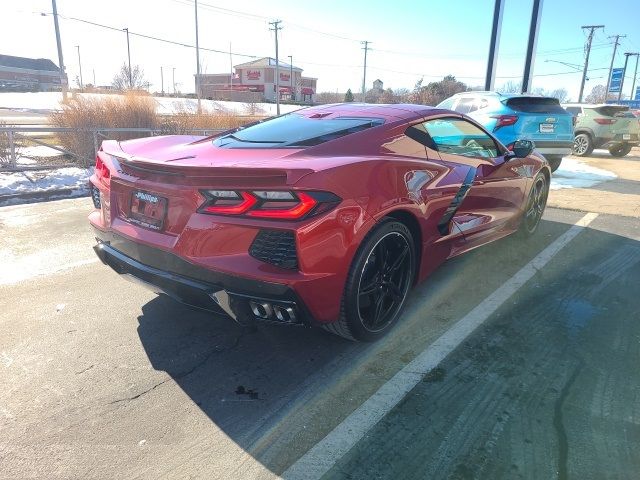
[0, 54, 65, 92]
[196, 57, 317, 103]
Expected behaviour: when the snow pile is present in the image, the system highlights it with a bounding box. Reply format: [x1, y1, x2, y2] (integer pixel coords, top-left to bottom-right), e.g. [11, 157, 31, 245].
[0, 167, 91, 197]
[20, 145, 63, 157]
[550, 158, 616, 190]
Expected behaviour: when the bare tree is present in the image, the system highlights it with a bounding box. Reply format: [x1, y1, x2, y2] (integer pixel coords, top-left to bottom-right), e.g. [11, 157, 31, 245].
[496, 81, 522, 94]
[112, 64, 149, 91]
[546, 88, 569, 103]
[410, 76, 468, 106]
[585, 85, 607, 104]
[314, 91, 343, 104]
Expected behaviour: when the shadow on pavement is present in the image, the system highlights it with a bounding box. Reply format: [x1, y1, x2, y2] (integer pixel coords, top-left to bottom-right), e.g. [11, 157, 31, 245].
[134, 216, 640, 478]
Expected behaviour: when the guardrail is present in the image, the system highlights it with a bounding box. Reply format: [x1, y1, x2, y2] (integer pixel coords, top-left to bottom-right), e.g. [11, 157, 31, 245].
[0, 126, 225, 170]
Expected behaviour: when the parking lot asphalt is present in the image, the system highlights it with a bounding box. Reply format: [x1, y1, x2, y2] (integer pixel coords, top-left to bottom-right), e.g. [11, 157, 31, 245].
[1, 187, 639, 478]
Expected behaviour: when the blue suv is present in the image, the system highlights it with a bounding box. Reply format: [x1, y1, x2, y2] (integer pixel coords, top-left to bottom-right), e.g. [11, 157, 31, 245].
[437, 92, 574, 171]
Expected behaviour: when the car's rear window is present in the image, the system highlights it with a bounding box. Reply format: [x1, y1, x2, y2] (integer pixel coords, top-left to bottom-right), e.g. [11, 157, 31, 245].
[591, 106, 630, 117]
[505, 97, 567, 114]
[212, 114, 384, 148]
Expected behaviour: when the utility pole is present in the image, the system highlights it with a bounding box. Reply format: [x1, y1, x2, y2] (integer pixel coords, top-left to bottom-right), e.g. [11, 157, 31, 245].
[92, 69, 96, 86]
[485, 0, 505, 91]
[269, 20, 282, 115]
[605, 34, 625, 100]
[288, 55, 293, 100]
[361, 40, 370, 102]
[75, 45, 83, 90]
[578, 25, 604, 103]
[173, 67, 176, 95]
[51, 0, 67, 100]
[161, 66, 164, 95]
[521, 0, 543, 93]
[229, 42, 233, 96]
[630, 53, 640, 101]
[123, 27, 132, 88]
[619, 52, 638, 101]
[194, 0, 202, 113]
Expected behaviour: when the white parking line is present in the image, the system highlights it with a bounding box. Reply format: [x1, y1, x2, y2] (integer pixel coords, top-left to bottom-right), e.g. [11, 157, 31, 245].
[282, 212, 599, 480]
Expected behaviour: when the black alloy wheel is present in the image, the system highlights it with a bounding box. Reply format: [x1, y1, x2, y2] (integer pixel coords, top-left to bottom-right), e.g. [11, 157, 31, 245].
[356, 231, 413, 333]
[322, 220, 415, 341]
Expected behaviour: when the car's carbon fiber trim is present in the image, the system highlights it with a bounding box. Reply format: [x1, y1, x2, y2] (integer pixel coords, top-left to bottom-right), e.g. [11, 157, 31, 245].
[437, 167, 477, 236]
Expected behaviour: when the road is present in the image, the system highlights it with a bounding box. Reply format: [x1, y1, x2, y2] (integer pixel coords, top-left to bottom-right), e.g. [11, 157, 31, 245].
[1, 183, 639, 478]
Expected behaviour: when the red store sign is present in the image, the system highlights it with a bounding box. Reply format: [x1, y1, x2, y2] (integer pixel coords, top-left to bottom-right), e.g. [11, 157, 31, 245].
[280, 73, 290, 82]
[246, 70, 261, 80]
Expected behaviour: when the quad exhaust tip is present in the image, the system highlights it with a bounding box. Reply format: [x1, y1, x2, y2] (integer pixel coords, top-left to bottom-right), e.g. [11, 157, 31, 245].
[249, 301, 273, 319]
[248, 300, 297, 323]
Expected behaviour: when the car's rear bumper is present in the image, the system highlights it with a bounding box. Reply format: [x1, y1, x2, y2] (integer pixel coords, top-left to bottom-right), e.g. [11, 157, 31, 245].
[533, 141, 574, 156]
[92, 228, 315, 326]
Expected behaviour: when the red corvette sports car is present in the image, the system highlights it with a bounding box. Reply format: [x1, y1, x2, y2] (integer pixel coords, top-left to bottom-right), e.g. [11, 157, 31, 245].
[89, 103, 549, 341]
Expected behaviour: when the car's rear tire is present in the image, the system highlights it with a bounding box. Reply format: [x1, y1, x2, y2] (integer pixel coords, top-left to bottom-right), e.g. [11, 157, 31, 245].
[608, 144, 632, 157]
[546, 155, 563, 172]
[573, 133, 593, 156]
[322, 219, 416, 342]
[519, 172, 549, 237]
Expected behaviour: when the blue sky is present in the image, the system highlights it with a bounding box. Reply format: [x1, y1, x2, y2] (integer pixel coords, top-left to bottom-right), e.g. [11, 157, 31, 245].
[3, 0, 640, 101]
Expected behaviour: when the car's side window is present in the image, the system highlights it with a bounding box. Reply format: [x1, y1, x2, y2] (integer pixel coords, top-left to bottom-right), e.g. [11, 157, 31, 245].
[422, 117, 499, 158]
[454, 97, 476, 114]
[438, 97, 455, 110]
[476, 98, 489, 111]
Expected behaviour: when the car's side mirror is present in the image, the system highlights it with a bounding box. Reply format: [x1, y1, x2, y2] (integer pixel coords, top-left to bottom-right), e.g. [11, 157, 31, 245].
[511, 139, 534, 158]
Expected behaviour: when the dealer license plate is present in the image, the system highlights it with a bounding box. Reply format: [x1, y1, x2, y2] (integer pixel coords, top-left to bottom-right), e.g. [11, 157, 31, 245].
[539, 123, 555, 133]
[623, 134, 631, 140]
[129, 190, 167, 231]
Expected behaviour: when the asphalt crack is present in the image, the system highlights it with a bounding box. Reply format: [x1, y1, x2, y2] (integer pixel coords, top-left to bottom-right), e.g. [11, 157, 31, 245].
[107, 328, 252, 405]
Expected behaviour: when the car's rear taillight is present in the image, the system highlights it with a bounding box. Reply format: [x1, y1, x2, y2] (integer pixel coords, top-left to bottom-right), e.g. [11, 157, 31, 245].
[95, 155, 111, 185]
[199, 190, 341, 220]
[491, 114, 519, 130]
[594, 118, 617, 125]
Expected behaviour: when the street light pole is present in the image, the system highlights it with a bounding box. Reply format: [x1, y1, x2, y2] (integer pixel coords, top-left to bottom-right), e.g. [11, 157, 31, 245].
[123, 27, 132, 88]
[50, 0, 67, 100]
[521, 0, 543, 93]
[160, 66, 164, 95]
[173, 67, 176, 95]
[75, 45, 83, 90]
[194, 0, 202, 113]
[484, 0, 505, 91]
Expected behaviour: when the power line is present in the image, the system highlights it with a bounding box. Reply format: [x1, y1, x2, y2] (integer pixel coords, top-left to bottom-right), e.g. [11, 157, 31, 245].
[171, 0, 361, 43]
[43, 11, 260, 58]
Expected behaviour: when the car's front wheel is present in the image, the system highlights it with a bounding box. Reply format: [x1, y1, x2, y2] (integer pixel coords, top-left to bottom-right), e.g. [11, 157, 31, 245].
[608, 144, 632, 157]
[323, 219, 415, 341]
[573, 133, 593, 156]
